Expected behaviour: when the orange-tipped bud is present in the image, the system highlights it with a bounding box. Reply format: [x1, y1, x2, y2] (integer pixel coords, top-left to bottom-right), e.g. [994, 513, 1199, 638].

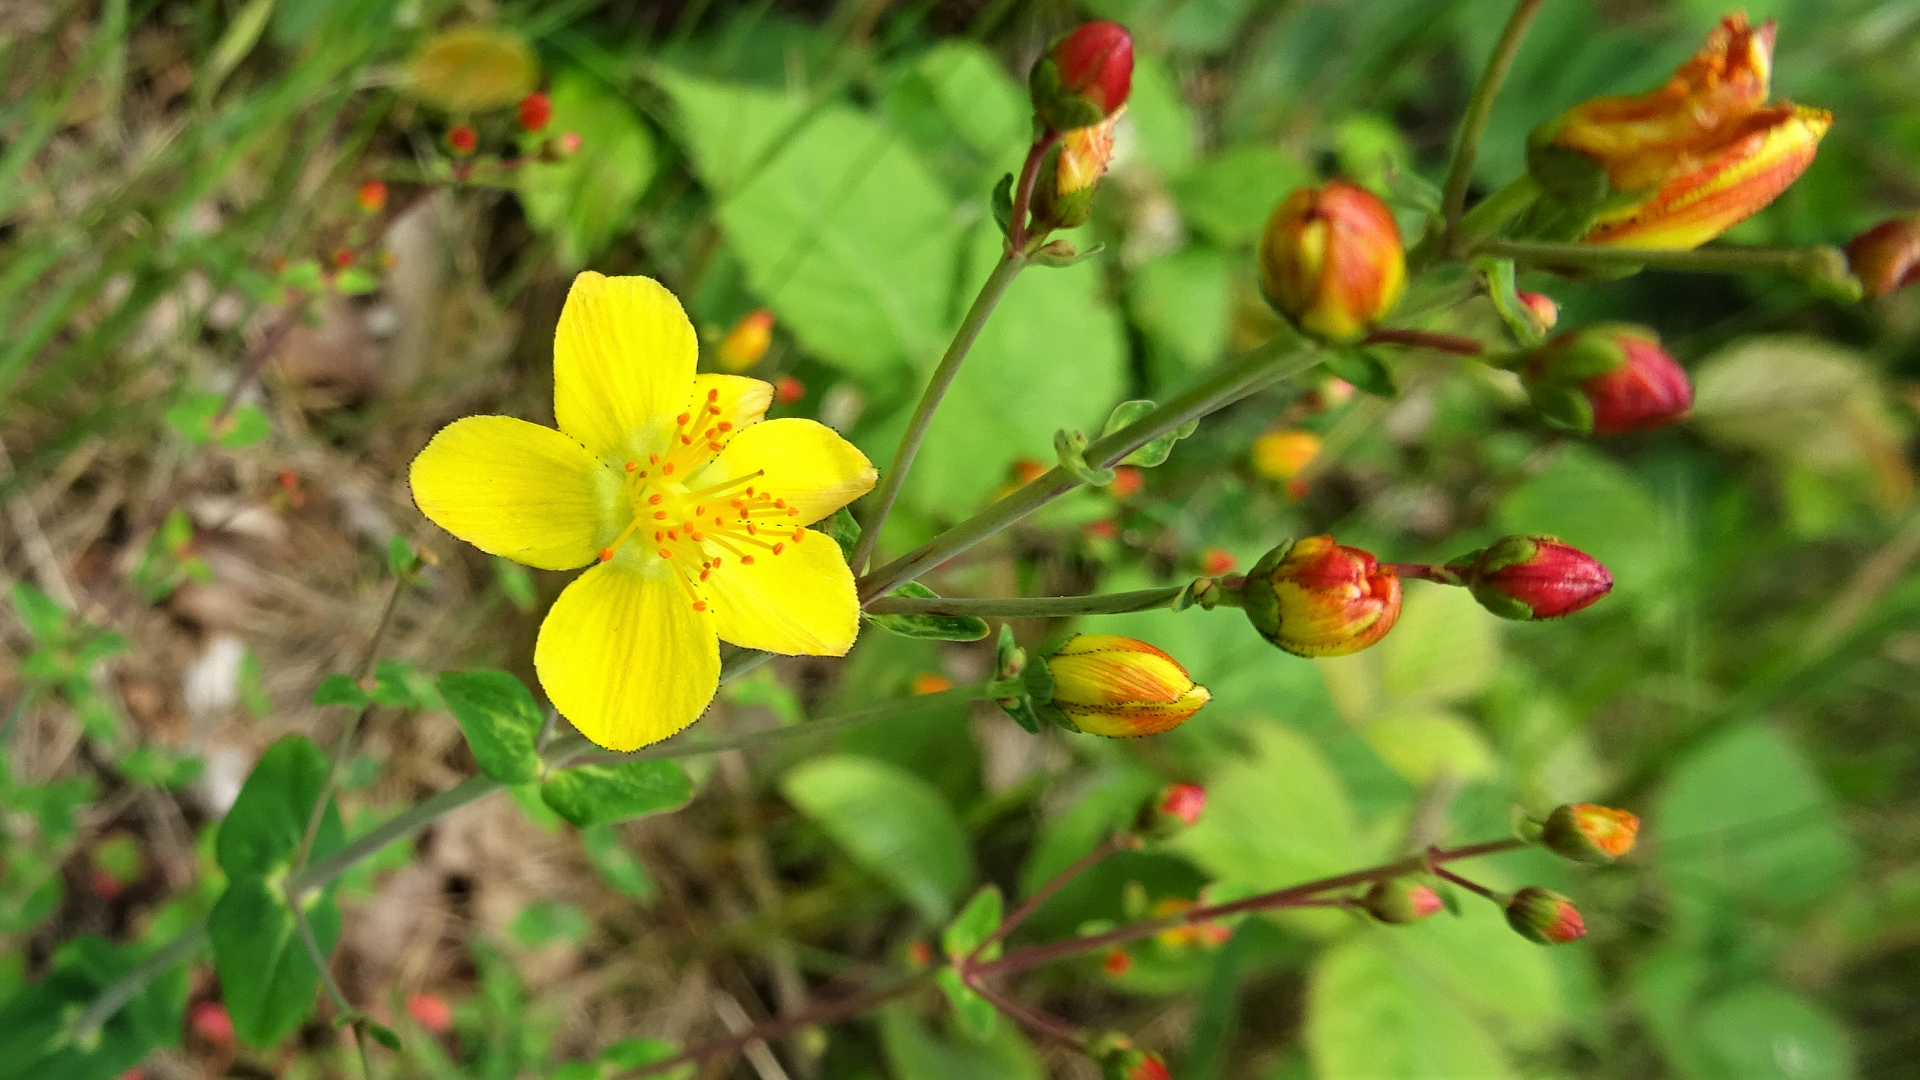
[1522, 324, 1692, 435]
[1250, 429, 1321, 481]
[1102, 948, 1133, 977]
[1301, 376, 1356, 413]
[1258, 182, 1405, 344]
[331, 246, 356, 269]
[1541, 803, 1640, 863]
[1505, 886, 1586, 945]
[1030, 22, 1134, 133]
[1139, 782, 1206, 838]
[1036, 635, 1210, 738]
[1033, 113, 1120, 230]
[906, 940, 934, 967]
[773, 374, 805, 404]
[715, 309, 775, 372]
[1446, 535, 1613, 620]
[1199, 547, 1235, 576]
[446, 124, 478, 156]
[1240, 536, 1402, 657]
[517, 91, 552, 133]
[552, 131, 583, 157]
[1362, 879, 1444, 925]
[356, 179, 388, 214]
[1517, 290, 1559, 334]
[1106, 465, 1144, 498]
[1090, 1034, 1172, 1080]
[908, 671, 953, 696]
[1847, 215, 1920, 299]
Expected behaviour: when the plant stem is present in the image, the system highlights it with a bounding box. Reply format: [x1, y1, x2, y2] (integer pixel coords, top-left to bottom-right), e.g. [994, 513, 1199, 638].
[859, 337, 1321, 602]
[865, 586, 1187, 620]
[963, 975, 1084, 1047]
[293, 577, 403, 875]
[1362, 327, 1487, 357]
[1005, 133, 1059, 253]
[1475, 238, 1858, 289]
[1441, 0, 1545, 254]
[622, 973, 933, 1078]
[70, 924, 208, 1040]
[1433, 863, 1503, 902]
[1383, 562, 1462, 585]
[851, 252, 1028, 575]
[974, 834, 1129, 960]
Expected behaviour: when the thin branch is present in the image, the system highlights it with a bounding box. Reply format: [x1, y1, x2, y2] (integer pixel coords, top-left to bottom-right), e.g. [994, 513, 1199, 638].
[293, 577, 404, 874]
[1362, 327, 1487, 357]
[1432, 863, 1503, 903]
[964, 975, 1084, 1048]
[1441, 0, 1545, 253]
[1475, 238, 1855, 284]
[864, 587, 1186, 620]
[1005, 133, 1059, 253]
[973, 834, 1129, 960]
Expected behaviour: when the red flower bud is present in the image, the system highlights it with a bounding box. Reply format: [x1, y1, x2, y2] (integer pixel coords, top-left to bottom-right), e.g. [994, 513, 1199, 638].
[1091, 1033, 1172, 1080]
[1846, 215, 1920, 300]
[1541, 803, 1640, 863]
[1102, 948, 1133, 977]
[1362, 878, 1444, 924]
[1523, 324, 1691, 435]
[1258, 182, 1406, 344]
[551, 131, 583, 157]
[356, 178, 388, 215]
[773, 374, 806, 404]
[1139, 781, 1206, 837]
[1199, 547, 1234, 576]
[446, 124, 478, 156]
[407, 991, 455, 1034]
[1448, 535, 1612, 620]
[1107, 465, 1144, 498]
[517, 91, 552, 133]
[908, 671, 952, 696]
[189, 1001, 234, 1045]
[1505, 886, 1586, 945]
[1241, 536, 1402, 657]
[1517, 290, 1559, 333]
[1030, 22, 1133, 132]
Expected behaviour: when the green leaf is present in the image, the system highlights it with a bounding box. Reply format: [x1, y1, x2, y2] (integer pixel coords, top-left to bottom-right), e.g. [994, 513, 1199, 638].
[1364, 711, 1498, 786]
[331, 266, 379, 295]
[652, 70, 808, 195]
[371, 658, 441, 710]
[209, 876, 341, 1049]
[878, 1003, 1043, 1080]
[510, 900, 589, 947]
[1479, 257, 1544, 346]
[366, 1021, 403, 1051]
[1378, 583, 1501, 704]
[1696, 984, 1855, 1080]
[1100, 399, 1199, 469]
[601, 1037, 692, 1078]
[1172, 147, 1312, 247]
[935, 885, 1004, 1037]
[868, 582, 991, 641]
[517, 70, 657, 269]
[163, 392, 271, 448]
[9, 583, 67, 639]
[1124, 55, 1196, 180]
[1321, 349, 1397, 398]
[581, 824, 657, 901]
[1127, 247, 1232, 370]
[782, 755, 970, 922]
[1654, 724, 1857, 925]
[494, 557, 538, 612]
[0, 936, 188, 1080]
[934, 968, 998, 1039]
[913, 42, 1028, 163]
[311, 674, 370, 709]
[437, 670, 545, 785]
[825, 507, 861, 565]
[540, 759, 693, 827]
[215, 736, 343, 881]
[1307, 937, 1518, 1080]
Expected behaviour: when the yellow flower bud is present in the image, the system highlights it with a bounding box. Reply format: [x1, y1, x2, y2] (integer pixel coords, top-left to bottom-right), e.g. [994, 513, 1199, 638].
[715, 310, 775, 373]
[1250, 429, 1321, 482]
[1240, 536, 1401, 657]
[1038, 634, 1210, 738]
[1258, 182, 1406, 344]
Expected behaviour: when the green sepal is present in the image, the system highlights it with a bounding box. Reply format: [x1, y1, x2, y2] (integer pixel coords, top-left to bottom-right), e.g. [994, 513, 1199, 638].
[865, 582, 991, 641]
[1053, 428, 1114, 486]
[1526, 382, 1595, 434]
[1479, 257, 1543, 347]
[1021, 651, 1074, 732]
[990, 172, 1015, 240]
[1522, 137, 1612, 215]
[1031, 239, 1103, 268]
[992, 626, 1041, 734]
[1322, 349, 1397, 398]
[1029, 59, 1107, 133]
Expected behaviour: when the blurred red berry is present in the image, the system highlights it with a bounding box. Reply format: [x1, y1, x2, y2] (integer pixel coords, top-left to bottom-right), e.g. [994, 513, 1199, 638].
[90, 868, 121, 901]
[190, 1001, 234, 1045]
[407, 992, 454, 1034]
[1199, 547, 1234, 576]
[1085, 518, 1119, 541]
[1107, 465, 1144, 498]
[773, 374, 806, 404]
[331, 247, 355, 269]
[356, 178, 387, 214]
[906, 940, 934, 967]
[446, 125, 478, 156]
[554, 131, 582, 156]
[517, 92, 552, 133]
[909, 672, 953, 695]
[1102, 948, 1133, 977]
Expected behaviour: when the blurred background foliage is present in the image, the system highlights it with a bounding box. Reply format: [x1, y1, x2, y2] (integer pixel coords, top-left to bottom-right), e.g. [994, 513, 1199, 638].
[2, 0, 1919, 1078]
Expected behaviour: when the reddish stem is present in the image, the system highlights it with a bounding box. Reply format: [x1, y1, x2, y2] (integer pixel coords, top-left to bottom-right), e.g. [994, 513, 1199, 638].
[964, 975, 1085, 1047]
[1006, 132, 1060, 253]
[972, 833, 1128, 961]
[1432, 863, 1503, 902]
[1383, 562, 1461, 585]
[1362, 327, 1488, 357]
[621, 974, 930, 1078]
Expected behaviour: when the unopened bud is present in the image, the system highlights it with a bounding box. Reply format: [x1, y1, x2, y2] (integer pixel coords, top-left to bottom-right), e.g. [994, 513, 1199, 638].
[773, 374, 806, 404]
[1035, 635, 1210, 737]
[1517, 290, 1559, 333]
[1251, 429, 1321, 481]
[1138, 782, 1206, 837]
[552, 131, 583, 157]
[1106, 465, 1144, 498]
[1102, 948, 1133, 977]
[1258, 182, 1405, 344]
[189, 1001, 234, 1046]
[1362, 878, 1443, 924]
[1846, 215, 1920, 300]
[406, 991, 454, 1034]
[1030, 22, 1134, 133]
[1091, 1033, 1172, 1080]
[517, 91, 552, 133]
[908, 671, 952, 696]
[1522, 323, 1691, 435]
[715, 309, 775, 372]
[1240, 536, 1402, 657]
[1199, 547, 1234, 576]
[447, 124, 478, 156]
[1541, 803, 1639, 863]
[1032, 114, 1120, 230]
[1447, 535, 1612, 620]
[356, 179, 388, 214]
[1505, 886, 1586, 945]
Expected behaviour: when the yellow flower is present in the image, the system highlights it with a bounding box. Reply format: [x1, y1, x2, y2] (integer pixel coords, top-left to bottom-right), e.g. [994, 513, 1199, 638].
[410, 273, 877, 750]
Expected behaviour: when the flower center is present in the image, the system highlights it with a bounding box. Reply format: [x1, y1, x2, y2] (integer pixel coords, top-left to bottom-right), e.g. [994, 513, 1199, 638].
[595, 387, 804, 610]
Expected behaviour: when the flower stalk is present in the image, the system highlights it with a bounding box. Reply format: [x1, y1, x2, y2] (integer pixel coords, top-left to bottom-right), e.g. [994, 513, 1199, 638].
[1441, 0, 1547, 253]
[1474, 238, 1860, 297]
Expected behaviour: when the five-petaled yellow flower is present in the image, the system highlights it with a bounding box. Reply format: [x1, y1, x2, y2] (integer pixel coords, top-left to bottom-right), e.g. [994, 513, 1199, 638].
[410, 273, 876, 750]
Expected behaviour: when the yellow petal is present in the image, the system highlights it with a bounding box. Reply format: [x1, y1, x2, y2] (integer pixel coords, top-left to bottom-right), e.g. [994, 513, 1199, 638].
[409, 415, 611, 571]
[690, 373, 773, 433]
[710, 418, 877, 526]
[553, 272, 697, 464]
[534, 562, 720, 751]
[703, 528, 859, 656]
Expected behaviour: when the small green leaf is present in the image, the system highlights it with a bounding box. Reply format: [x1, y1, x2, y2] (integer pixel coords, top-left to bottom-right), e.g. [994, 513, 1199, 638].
[332, 267, 379, 295]
[494, 557, 538, 612]
[1527, 382, 1594, 433]
[280, 259, 325, 292]
[164, 392, 271, 448]
[209, 877, 342, 1049]
[867, 582, 990, 642]
[782, 755, 970, 922]
[366, 1021, 403, 1051]
[437, 670, 545, 785]
[942, 885, 1003, 960]
[1322, 350, 1397, 398]
[0, 936, 189, 1080]
[371, 658, 441, 710]
[386, 535, 418, 580]
[934, 967, 999, 1038]
[115, 745, 206, 790]
[602, 1037, 688, 1075]
[311, 674, 370, 709]
[510, 900, 589, 946]
[582, 824, 658, 901]
[1478, 257, 1544, 346]
[9, 583, 68, 639]
[540, 760, 693, 827]
[991, 171, 1015, 239]
[825, 507, 862, 564]
[216, 736, 344, 881]
[1099, 399, 1196, 467]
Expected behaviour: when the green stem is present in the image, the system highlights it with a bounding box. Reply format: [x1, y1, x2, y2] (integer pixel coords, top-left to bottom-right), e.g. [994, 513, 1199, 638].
[1440, 0, 1545, 254]
[851, 252, 1028, 575]
[1475, 238, 1860, 295]
[864, 586, 1187, 619]
[859, 338, 1320, 602]
[70, 925, 208, 1040]
[293, 578, 404, 875]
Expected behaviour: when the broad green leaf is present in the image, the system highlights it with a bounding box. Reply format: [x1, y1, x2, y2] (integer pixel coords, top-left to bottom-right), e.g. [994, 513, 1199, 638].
[216, 736, 343, 880]
[0, 936, 188, 1080]
[867, 582, 991, 641]
[1120, 55, 1196, 179]
[163, 392, 271, 448]
[1394, 895, 1566, 1042]
[582, 824, 657, 901]
[936, 885, 1004, 1036]
[1379, 584, 1501, 704]
[1172, 724, 1357, 931]
[913, 42, 1028, 162]
[653, 70, 808, 195]
[510, 900, 589, 947]
[782, 755, 970, 922]
[1654, 724, 1857, 925]
[1127, 246, 1232, 370]
[1364, 710, 1499, 785]
[1696, 984, 1855, 1080]
[825, 507, 861, 565]
[1172, 146, 1312, 247]
[1307, 937, 1517, 1080]
[9, 583, 66, 639]
[934, 967, 999, 1039]
[540, 760, 693, 828]
[371, 658, 441, 710]
[209, 877, 341, 1049]
[437, 670, 545, 785]
[878, 1003, 1043, 1080]
[518, 70, 657, 269]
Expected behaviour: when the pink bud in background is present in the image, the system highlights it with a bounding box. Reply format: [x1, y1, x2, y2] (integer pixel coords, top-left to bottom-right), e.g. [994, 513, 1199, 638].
[1448, 535, 1613, 620]
[407, 992, 455, 1034]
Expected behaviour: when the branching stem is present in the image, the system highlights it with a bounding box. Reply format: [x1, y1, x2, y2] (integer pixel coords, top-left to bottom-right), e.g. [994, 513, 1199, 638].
[1441, 0, 1545, 254]
[865, 587, 1187, 620]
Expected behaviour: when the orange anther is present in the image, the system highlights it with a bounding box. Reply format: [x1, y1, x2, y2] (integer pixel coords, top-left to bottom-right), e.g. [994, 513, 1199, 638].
[693, 601, 707, 611]
[654, 511, 668, 520]
[624, 462, 638, 472]
[658, 547, 673, 559]
[741, 555, 755, 565]
[772, 543, 785, 554]
[707, 389, 719, 401]
[717, 422, 733, 432]
[677, 412, 691, 425]
[598, 547, 613, 561]
[648, 493, 664, 504]
[663, 462, 675, 474]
